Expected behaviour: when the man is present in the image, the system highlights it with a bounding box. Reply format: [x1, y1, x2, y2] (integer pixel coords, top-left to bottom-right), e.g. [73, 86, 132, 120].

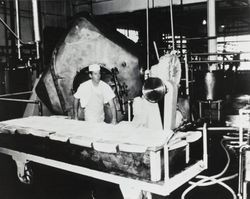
[73, 64, 117, 124]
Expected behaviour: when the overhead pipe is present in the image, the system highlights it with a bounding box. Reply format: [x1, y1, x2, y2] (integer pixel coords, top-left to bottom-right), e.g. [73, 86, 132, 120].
[188, 59, 250, 64]
[31, 0, 41, 59]
[15, 0, 21, 60]
[185, 36, 217, 41]
[191, 52, 242, 56]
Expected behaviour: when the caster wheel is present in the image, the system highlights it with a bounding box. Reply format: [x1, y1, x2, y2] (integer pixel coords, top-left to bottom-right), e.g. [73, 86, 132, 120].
[17, 164, 33, 184]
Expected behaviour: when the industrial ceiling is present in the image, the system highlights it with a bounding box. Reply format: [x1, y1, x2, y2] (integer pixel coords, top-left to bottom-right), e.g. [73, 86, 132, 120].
[71, 0, 250, 37]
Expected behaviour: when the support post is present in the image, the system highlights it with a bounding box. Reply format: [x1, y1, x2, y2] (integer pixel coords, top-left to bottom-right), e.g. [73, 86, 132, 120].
[31, 0, 40, 59]
[150, 150, 161, 181]
[15, 0, 21, 60]
[207, 0, 217, 66]
[146, 0, 150, 72]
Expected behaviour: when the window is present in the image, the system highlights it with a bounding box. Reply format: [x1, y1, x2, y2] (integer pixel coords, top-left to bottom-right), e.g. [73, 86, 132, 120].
[117, 28, 139, 43]
[217, 35, 250, 70]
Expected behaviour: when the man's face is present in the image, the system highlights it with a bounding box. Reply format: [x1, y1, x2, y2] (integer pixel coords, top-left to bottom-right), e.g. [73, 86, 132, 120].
[90, 70, 101, 84]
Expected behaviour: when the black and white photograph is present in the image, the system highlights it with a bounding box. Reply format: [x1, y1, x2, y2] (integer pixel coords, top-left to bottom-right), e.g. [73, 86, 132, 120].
[0, 0, 249, 198]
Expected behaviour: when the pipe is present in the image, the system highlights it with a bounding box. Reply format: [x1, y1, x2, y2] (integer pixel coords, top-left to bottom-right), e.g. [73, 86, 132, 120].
[32, 0, 40, 43]
[182, 139, 237, 199]
[4, 68, 10, 94]
[0, 97, 43, 116]
[188, 59, 250, 64]
[15, 0, 21, 60]
[128, 100, 131, 122]
[196, 126, 238, 131]
[37, 100, 43, 116]
[146, 0, 149, 72]
[153, 41, 159, 61]
[3, 0, 8, 61]
[191, 52, 242, 56]
[0, 91, 32, 97]
[0, 98, 39, 104]
[184, 54, 189, 95]
[202, 124, 208, 169]
[218, 40, 250, 43]
[207, 0, 217, 63]
[238, 145, 250, 198]
[169, 0, 175, 51]
[31, 0, 40, 59]
[185, 36, 217, 41]
[9, 0, 16, 60]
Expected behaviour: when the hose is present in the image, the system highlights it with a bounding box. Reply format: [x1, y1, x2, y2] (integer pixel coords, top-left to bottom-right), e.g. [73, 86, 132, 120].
[181, 139, 237, 199]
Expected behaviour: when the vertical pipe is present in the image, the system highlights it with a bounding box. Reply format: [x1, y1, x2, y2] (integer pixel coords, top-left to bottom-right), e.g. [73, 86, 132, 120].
[149, 151, 161, 181]
[14, 0, 21, 60]
[243, 181, 247, 199]
[207, 0, 217, 64]
[185, 53, 189, 96]
[9, 0, 16, 64]
[180, 0, 183, 57]
[31, 0, 40, 59]
[185, 144, 190, 164]
[3, 1, 9, 94]
[199, 101, 202, 119]
[164, 144, 169, 182]
[37, 100, 43, 116]
[3, 0, 9, 61]
[146, 0, 149, 71]
[202, 123, 208, 169]
[169, 0, 175, 51]
[239, 109, 244, 146]
[238, 146, 244, 198]
[4, 68, 10, 94]
[128, 100, 131, 122]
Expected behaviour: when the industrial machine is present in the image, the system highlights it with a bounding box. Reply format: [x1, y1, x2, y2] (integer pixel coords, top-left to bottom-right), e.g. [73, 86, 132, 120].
[227, 105, 250, 199]
[0, 14, 208, 199]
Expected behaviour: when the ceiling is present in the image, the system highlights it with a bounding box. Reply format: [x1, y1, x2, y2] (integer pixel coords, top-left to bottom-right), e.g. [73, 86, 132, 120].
[93, 0, 250, 38]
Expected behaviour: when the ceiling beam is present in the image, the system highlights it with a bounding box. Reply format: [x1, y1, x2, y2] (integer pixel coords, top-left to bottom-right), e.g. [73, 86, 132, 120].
[92, 0, 207, 15]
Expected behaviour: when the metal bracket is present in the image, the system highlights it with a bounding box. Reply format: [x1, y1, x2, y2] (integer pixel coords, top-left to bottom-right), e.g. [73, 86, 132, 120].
[12, 157, 33, 184]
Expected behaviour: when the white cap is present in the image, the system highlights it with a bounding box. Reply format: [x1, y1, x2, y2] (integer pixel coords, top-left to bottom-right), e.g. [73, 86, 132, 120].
[89, 64, 100, 72]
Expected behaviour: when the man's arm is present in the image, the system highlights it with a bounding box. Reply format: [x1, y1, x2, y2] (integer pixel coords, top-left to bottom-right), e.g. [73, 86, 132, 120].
[73, 98, 79, 120]
[109, 98, 117, 124]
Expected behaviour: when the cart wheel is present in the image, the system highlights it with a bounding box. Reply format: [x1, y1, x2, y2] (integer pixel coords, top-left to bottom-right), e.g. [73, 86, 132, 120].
[17, 164, 33, 184]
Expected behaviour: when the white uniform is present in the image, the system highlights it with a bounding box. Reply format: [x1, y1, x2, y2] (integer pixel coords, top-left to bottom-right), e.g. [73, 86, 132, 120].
[74, 80, 115, 123]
